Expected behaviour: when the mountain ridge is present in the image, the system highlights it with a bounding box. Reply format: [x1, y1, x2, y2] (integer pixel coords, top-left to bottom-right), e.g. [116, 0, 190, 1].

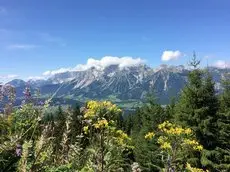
[4, 64, 230, 106]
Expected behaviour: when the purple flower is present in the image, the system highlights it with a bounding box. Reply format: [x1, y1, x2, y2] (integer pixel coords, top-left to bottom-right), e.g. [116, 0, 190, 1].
[16, 144, 22, 157]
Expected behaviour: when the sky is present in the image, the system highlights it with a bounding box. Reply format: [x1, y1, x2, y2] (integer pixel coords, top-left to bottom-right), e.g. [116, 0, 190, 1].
[0, 0, 230, 82]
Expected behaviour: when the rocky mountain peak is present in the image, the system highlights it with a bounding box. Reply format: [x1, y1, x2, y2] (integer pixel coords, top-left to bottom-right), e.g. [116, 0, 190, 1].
[3, 65, 230, 105]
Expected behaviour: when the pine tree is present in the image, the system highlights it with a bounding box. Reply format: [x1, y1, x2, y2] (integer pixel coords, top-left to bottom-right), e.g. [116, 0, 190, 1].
[116, 113, 124, 130]
[69, 104, 83, 144]
[52, 106, 66, 161]
[123, 114, 134, 135]
[165, 97, 176, 120]
[214, 74, 230, 170]
[175, 53, 219, 170]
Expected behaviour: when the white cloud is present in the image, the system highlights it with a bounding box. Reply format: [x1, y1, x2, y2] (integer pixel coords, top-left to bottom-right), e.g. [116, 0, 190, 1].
[75, 56, 145, 70]
[161, 50, 183, 61]
[43, 56, 145, 76]
[7, 44, 39, 50]
[212, 60, 230, 69]
[0, 74, 18, 79]
[42, 68, 72, 76]
[0, 74, 18, 84]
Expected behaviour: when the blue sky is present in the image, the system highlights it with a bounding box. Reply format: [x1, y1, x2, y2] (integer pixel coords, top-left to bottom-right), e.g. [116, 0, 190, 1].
[0, 0, 230, 82]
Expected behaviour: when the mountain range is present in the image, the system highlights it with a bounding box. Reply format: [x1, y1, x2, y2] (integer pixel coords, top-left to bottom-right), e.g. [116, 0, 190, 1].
[4, 64, 230, 109]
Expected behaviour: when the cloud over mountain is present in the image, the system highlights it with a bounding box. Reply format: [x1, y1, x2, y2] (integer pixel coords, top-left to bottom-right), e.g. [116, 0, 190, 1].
[0, 74, 18, 83]
[212, 60, 230, 69]
[0, 74, 18, 79]
[43, 56, 145, 76]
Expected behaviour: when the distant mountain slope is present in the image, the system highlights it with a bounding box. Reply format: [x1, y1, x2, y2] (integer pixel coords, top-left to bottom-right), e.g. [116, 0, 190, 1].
[4, 65, 230, 105]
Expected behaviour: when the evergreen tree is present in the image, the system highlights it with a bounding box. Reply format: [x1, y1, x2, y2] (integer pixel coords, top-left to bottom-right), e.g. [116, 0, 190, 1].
[214, 74, 230, 170]
[165, 97, 176, 120]
[52, 106, 66, 160]
[116, 113, 124, 130]
[123, 114, 134, 135]
[175, 53, 219, 170]
[69, 104, 83, 144]
[132, 95, 170, 171]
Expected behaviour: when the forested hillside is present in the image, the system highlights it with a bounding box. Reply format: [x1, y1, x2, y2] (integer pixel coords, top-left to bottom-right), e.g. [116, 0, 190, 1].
[0, 58, 230, 171]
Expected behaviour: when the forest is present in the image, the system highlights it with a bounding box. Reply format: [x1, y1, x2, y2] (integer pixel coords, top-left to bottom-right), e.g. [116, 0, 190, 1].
[0, 58, 230, 172]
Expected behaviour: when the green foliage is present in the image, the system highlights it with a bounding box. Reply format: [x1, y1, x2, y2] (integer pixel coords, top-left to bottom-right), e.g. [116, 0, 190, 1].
[0, 64, 230, 171]
[145, 121, 204, 171]
[0, 100, 134, 171]
[212, 74, 230, 171]
[123, 54, 229, 171]
[69, 104, 83, 144]
[175, 57, 228, 171]
[127, 96, 171, 171]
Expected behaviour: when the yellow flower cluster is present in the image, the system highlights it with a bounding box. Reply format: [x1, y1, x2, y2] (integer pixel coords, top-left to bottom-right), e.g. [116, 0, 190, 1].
[183, 139, 203, 151]
[93, 119, 108, 129]
[84, 101, 100, 118]
[195, 145, 203, 151]
[83, 126, 89, 134]
[184, 128, 192, 134]
[144, 132, 155, 140]
[157, 136, 171, 150]
[84, 110, 95, 118]
[160, 142, 172, 150]
[116, 130, 131, 145]
[87, 100, 99, 110]
[158, 121, 192, 136]
[186, 163, 208, 172]
[102, 101, 113, 107]
[84, 100, 121, 119]
[158, 121, 173, 129]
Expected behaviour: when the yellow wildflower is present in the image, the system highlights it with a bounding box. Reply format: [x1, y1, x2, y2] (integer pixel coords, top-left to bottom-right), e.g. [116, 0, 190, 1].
[93, 119, 108, 129]
[186, 163, 208, 172]
[165, 127, 183, 135]
[184, 128, 192, 135]
[102, 101, 113, 107]
[158, 121, 193, 136]
[157, 136, 167, 144]
[160, 142, 171, 150]
[87, 100, 99, 109]
[158, 121, 171, 130]
[144, 132, 155, 140]
[116, 130, 131, 145]
[116, 130, 129, 139]
[83, 126, 89, 134]
[84, 100, 122, 119]
[194, 145, 203, 151]
[84, 110, 95, 119]
[183, 139, 203, 151]
[183, 139, 199, 146]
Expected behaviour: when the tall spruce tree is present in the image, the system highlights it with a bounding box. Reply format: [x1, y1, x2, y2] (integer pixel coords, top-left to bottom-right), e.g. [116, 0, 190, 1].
[69, 104, 83, 144]
[175, 53, 219, 170]
[52, 106, 66, 160]
[213, 74, 230, 170]
[123, 114, 134, 135]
